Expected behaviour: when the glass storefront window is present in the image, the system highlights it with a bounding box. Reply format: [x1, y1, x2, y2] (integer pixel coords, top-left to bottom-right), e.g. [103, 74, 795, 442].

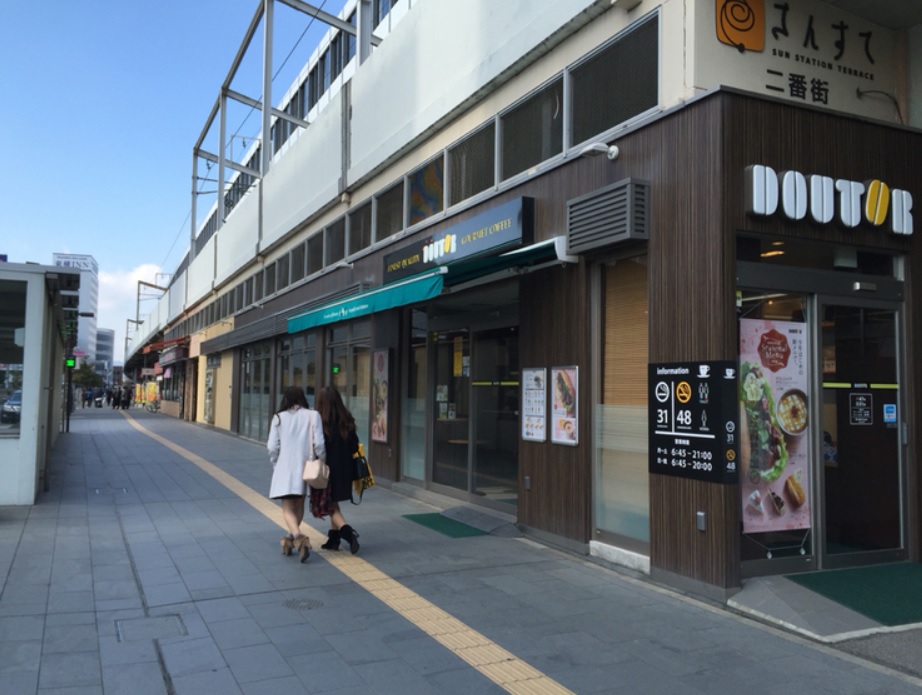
[327, 321, 370, 445]
[240, 342, 272, 441]
[0, 281, 26, 437]
[595, 258, 649, 545]
[401, 310, 428, 481]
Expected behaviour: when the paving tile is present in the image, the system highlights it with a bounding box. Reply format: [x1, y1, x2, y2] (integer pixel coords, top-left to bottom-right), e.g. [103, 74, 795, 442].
[170, 666, 243, 695]
[210, 617, 269, 650]
[37, 651, 101, 690]
[41, 623, 99, 654]
[159, 636, 226, 678]
[224, 643, 295, 683]
[0, 614, 45, 641]
[101, 661, 168, 695]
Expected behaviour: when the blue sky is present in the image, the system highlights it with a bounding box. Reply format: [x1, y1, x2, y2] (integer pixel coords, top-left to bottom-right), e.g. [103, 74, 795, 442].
[0, 0, 344, 361]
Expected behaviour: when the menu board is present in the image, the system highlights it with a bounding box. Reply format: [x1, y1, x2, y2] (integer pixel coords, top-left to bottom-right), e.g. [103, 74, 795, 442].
[521, 368, 547, 442]
[739, 320, 811, 534]
[649, 361, 739, 484]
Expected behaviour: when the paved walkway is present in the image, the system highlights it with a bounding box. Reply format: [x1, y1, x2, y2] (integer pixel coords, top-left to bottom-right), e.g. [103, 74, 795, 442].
[1, 406, 921, 694]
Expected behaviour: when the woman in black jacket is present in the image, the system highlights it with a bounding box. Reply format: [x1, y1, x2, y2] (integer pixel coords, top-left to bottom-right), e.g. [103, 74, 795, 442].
[311, 385, 361, 553]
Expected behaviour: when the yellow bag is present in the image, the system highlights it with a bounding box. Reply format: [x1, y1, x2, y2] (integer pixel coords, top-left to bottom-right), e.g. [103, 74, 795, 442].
[351, 443, 375, 504]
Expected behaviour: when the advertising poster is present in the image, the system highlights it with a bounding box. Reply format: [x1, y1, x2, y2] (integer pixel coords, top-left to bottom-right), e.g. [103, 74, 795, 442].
[551, 367, 578, 445]
[521, 368, 547, 442]
[739, 319, 810, 534]
[372, 349, 388, 442]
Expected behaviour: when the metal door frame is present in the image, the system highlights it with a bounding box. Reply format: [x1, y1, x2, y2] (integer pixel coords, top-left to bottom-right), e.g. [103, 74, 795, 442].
[737, 262, 907, 575]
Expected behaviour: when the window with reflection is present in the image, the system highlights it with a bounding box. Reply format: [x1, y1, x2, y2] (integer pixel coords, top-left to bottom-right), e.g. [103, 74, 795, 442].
[0, 281, 26, 436]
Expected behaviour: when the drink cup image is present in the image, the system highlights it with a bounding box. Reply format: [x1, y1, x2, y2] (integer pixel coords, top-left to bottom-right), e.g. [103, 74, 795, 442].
[698, 365, 710, 378]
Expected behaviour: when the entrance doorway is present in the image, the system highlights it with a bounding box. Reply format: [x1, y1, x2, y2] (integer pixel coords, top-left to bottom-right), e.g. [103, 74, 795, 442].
[819, 301, 903, 566]
[428, 282, 520, 511]
[738, 265, 906, 576]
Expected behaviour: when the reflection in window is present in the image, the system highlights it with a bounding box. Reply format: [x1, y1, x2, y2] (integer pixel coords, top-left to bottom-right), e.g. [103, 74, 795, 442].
[0, 281, 26, 437]
[409, 156, 444, 226]
[501, 78, 563, 180]
[449, 125, 495, 206]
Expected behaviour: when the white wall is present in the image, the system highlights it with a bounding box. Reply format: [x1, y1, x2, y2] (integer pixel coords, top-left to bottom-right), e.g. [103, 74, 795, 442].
[261, 92, 345, 251]
[187, 236, 216, 308]
[348, 0, 608, 183]
[214, 183, 261, 287]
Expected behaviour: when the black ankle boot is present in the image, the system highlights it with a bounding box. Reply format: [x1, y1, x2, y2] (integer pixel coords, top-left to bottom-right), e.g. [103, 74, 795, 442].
[321, 529, 341, 550]
[339, 525, 360, 554]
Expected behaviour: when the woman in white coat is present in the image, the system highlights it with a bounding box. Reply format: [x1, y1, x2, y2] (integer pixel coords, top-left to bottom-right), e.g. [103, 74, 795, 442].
[267, 386, 326, 562]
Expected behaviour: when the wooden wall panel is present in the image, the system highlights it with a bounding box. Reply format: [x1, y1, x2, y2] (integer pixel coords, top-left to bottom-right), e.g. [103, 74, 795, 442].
[519, 263, 593, 541]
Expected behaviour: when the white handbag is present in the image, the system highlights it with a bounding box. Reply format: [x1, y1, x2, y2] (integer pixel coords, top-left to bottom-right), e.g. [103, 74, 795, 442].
[301, 416, 329, 488]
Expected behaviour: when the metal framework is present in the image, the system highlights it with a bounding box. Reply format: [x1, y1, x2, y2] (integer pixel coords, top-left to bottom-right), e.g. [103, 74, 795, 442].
[190, 0, 381, 261]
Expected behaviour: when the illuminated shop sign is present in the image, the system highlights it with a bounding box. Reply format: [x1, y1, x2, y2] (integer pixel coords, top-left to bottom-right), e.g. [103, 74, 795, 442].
[745, 164, 913, 236]
[383, 198, 534, 282]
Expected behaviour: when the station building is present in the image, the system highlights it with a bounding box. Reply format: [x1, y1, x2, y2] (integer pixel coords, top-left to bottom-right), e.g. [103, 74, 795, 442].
[125, 0, 922, 598]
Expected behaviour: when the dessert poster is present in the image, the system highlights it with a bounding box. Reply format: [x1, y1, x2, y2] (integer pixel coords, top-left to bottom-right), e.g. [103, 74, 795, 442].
[739, 319, 811, 534]
[551, 367, 578, 445]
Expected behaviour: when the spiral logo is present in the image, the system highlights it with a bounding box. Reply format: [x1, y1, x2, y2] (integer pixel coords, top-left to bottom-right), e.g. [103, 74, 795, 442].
[716, 0, 765, 53]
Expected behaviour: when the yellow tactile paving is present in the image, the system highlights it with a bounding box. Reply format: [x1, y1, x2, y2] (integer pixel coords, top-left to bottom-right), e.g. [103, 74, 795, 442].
[122, 412, 576, 694]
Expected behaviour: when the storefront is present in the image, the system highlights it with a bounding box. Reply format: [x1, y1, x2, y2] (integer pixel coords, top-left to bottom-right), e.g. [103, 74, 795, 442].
[634, 89, 919, 597]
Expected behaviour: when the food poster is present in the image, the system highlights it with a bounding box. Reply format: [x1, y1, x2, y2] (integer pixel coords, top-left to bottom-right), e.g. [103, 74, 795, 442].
[739, 320, 811, 533]
[551, 367, 578, 445]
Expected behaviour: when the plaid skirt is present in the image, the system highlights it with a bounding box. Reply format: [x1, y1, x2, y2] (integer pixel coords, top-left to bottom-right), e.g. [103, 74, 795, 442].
[309, 485, 333, 519]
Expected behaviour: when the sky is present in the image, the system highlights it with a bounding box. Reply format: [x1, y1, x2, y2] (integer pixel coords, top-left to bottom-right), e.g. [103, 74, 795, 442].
[0, 0, 346, 363]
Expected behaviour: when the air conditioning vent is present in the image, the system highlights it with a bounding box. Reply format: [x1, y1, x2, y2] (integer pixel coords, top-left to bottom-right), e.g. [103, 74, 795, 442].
[567, 178, 650, 255]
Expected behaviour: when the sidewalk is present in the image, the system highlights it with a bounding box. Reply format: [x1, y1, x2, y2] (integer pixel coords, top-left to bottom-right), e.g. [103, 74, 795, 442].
[0, 406, 920, 694]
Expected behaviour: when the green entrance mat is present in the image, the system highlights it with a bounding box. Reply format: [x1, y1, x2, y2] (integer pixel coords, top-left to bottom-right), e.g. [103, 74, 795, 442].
[403, 513, 487, 538]
[785, 563, 922, 626]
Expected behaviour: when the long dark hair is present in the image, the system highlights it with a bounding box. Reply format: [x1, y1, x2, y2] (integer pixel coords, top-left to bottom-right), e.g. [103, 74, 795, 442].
[276, 386, 309, 415]
[315, 385, 355, 440]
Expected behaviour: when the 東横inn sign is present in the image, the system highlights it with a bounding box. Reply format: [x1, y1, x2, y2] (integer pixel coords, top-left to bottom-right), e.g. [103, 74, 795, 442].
[382, 197, 534, 283]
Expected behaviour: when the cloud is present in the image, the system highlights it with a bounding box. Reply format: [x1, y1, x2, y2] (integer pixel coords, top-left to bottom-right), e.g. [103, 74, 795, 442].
[97, 263, 165, 364]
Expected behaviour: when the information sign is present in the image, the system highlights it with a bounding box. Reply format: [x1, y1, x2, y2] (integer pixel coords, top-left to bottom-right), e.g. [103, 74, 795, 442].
[649, 361, 739, 484]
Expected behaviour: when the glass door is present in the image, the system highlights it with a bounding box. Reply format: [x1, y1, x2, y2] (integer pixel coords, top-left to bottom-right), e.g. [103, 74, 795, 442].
[432, 329, 470, 491]
[818, 300, 905, 567]
[471, 326, 519, 507]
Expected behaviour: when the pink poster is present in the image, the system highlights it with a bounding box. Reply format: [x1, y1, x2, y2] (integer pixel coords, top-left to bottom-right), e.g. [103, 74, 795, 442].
[739, 319, 811, 534]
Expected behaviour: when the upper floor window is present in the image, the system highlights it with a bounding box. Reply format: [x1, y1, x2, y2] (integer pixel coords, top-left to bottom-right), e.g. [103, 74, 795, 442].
[571, 15, 659, 146]
[409, 156, 444, 226]
[376, 182, 404, 241]
[449, 124, 495, 206]
[500, 77, 563, 181]
[349, 205, 372, 255]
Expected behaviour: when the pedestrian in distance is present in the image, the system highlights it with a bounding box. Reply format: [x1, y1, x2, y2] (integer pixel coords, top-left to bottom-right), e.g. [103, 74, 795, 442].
[312, 385, 361, 554]
[267, 386, 325, 562]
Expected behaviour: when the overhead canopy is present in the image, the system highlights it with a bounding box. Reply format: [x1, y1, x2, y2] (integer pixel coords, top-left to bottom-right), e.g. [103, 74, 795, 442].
[443, 236, 570, 287]
[287, 269, 445, 333]
[286, 237, 573, 333]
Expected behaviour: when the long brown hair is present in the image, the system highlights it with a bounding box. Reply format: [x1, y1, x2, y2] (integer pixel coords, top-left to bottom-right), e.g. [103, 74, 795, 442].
[276, 386, 309, 415]
[315, 385, 355, 440]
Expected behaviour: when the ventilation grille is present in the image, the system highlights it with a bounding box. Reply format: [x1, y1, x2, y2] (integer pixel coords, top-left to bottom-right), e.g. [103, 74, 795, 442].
[567, 178, 650, 255]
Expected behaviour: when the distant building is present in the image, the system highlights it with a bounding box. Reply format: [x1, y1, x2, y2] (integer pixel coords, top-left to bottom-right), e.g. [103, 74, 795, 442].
[52, 254, 98, 364]
[95, 328, 114, 384]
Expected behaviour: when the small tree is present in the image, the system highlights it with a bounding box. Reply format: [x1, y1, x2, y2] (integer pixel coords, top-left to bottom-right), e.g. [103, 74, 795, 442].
[72, 361, 105, 389]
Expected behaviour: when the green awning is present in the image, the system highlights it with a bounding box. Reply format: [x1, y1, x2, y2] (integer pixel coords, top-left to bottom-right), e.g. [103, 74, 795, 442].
[287, 269, 445, 333]
[443, 237, 565, 286]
